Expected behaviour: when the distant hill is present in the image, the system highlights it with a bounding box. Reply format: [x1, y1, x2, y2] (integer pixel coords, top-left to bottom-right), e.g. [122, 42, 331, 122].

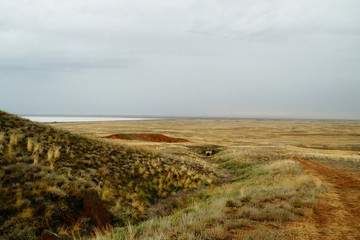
[0, 110, 215, 240]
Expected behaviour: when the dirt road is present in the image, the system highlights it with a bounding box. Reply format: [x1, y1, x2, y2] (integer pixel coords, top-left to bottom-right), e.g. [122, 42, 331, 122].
[295, 157, 360, 240]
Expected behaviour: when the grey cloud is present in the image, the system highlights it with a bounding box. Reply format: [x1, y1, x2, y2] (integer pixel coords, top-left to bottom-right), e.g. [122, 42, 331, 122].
[0, 0, 359, 119]
[0, 57, 138, 72]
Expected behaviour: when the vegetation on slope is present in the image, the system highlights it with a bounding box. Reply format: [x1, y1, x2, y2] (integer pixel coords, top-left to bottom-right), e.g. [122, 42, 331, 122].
[94, 148, 323, 240]
[0, 111, 215, 239]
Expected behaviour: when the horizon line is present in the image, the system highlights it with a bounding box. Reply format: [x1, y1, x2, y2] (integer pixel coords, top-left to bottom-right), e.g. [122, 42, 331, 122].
[18, 113, 360, 121]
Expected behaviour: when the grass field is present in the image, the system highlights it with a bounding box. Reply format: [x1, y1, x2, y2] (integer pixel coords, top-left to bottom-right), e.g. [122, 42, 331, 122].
[1, 113, 359, 239]
[47, 118, 360, 239]
[50, 118, 360, 171]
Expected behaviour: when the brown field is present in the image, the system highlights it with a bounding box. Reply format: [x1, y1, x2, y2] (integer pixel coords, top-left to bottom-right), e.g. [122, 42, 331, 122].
[47, 118, 360, 239]
[50, 119, 360, 170]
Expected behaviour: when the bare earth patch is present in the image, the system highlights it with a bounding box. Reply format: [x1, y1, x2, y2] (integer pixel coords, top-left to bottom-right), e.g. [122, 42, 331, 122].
[103, 133, 189, 143]
[294, 157, 360, 240]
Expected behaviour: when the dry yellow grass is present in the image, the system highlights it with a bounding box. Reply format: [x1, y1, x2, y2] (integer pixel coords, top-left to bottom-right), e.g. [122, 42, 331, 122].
[16, 207, 33, 219]
[92, 151, 323, 239]
[0, 111, 218, 240]
[46, 118, 359, 240]
[2, 113, 359, 239]
[49, 119, 360, 169]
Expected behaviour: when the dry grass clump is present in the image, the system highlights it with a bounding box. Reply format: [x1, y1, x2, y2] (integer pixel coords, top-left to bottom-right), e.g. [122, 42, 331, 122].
[9, 132, 24, 146]
[16, 207, 33, 219]
[47, 145, 61, 170]
[0, 132, 5, 155]
[31, 140, 43, 165]
[0, 132, 5, 144]
[27, 138, 34, 152]
[239, 225, 291, 240]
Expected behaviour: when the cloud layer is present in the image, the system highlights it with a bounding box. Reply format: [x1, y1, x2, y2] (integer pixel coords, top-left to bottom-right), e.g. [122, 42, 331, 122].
[1, 0, 359, 119]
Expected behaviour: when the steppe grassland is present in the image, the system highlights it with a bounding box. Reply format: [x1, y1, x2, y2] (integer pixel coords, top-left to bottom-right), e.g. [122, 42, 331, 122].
[49, 119, 360, 239]
[50, 119, 360, 170]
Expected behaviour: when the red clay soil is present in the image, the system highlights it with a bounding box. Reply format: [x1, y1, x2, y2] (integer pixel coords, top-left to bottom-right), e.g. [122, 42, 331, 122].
[104, 134, 189, 143]
[294, 157, 360, 239]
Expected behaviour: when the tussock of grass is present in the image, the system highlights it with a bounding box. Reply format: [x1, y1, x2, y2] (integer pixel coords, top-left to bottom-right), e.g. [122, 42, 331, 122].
[239, 225, 292, 240]
[0, 132, 5, 143]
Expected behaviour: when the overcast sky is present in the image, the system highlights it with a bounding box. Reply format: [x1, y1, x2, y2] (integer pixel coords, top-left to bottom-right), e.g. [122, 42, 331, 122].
[1, 0, 359, 119]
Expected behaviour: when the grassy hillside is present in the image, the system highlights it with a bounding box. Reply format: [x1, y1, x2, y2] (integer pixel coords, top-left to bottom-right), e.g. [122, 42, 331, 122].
[0, 111, 216, 239]
[94, 148, 324, 240]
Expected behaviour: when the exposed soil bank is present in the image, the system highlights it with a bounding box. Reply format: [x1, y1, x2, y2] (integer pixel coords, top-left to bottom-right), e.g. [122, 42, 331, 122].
[103, 134, 189, 143]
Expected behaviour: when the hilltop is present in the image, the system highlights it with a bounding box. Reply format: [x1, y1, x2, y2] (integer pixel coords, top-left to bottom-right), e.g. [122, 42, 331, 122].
[0, 111, 215, 239]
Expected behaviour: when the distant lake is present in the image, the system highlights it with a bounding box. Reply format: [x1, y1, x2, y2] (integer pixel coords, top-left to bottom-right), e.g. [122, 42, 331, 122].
[22, 116, 157, 123]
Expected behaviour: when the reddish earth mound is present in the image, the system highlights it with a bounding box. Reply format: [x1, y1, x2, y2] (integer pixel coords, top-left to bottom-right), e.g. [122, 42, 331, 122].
[104, 134, 189, 143]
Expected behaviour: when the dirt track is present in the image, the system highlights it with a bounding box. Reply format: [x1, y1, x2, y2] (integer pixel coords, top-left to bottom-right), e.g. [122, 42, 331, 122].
[295, 157, 360, 239]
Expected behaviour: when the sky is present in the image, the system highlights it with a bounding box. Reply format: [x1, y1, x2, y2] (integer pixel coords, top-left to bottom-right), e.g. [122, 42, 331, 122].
[1, 0, 360, 119]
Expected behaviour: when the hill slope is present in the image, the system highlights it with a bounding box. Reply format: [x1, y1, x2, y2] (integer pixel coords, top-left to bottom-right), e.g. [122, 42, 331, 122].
[0, 111, 215, 239]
